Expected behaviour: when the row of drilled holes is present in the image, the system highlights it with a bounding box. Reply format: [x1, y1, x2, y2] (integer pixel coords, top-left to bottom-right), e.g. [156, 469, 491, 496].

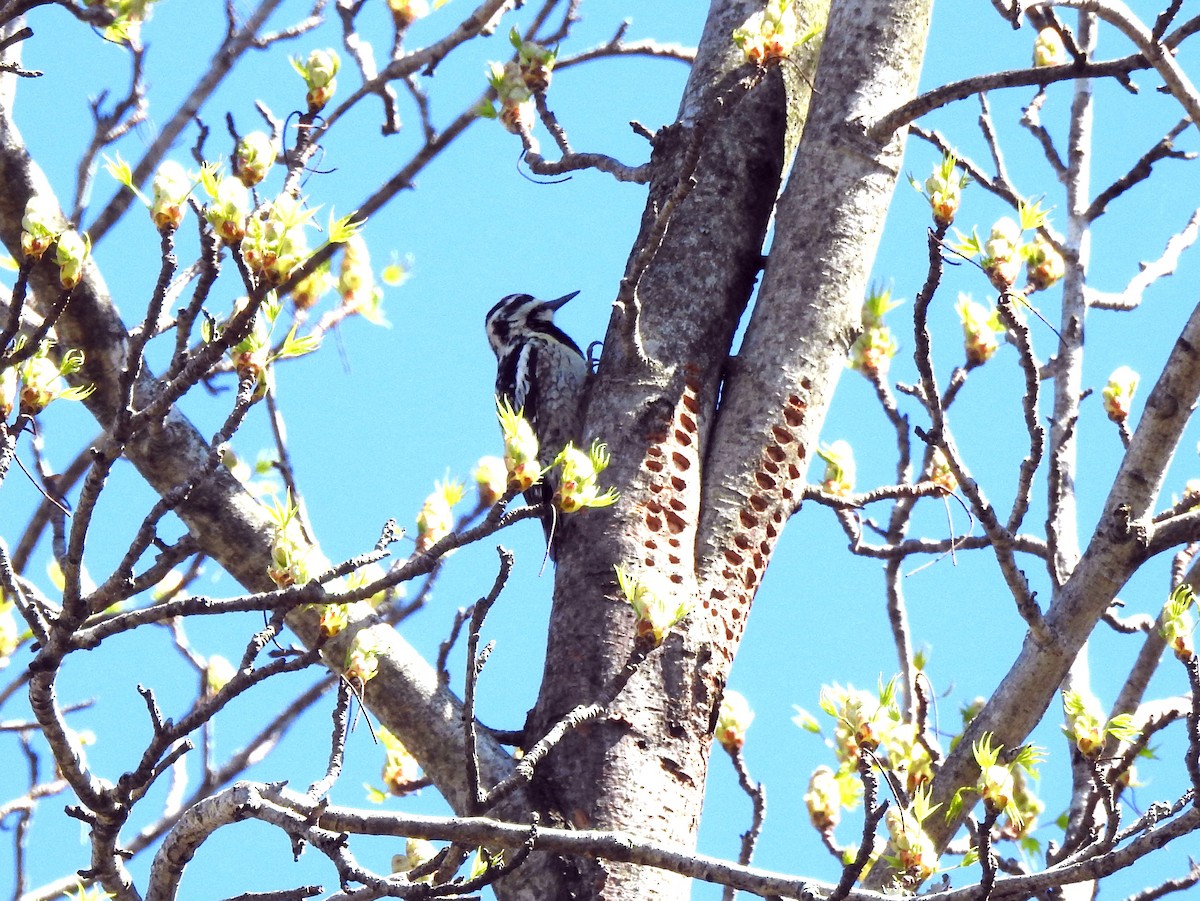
[639, 385, 702, 584]
[705, 393, 808, 646]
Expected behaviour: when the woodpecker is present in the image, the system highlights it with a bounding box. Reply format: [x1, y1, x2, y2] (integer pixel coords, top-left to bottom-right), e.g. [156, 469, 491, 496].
[485, 291, 588, 552]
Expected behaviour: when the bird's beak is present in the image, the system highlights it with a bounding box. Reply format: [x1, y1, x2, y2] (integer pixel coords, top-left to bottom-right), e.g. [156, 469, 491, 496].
[545, 290, 580, 311]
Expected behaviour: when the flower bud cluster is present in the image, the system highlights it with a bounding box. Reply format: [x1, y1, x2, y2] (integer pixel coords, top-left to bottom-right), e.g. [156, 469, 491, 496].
[957, 202, 1064, 295]
[204, 655, 237, 695]
[716, 690, 755, 753]
[914, 154, 969, 227]
[803, 765, 840, 832]
[614, 565, 692, 648]
[817, 440, 855, 497]
[978, 736, 1038, 822]
[983, 217, 1023, 291]
[483, 61, 535, 135]
[219, 296, 315, 399]
[339, 234, 384, 320]
[479, 30, 557, 135]
[225, 301, 268, 393]
[415, 479, 466, 553]
[472, 455, 508, 507]
[1062, 689, 1139, 758]
[291, 265, 334, 312]
[56, 230, 91, 290]
[21, 196, 91, 290]
[242, 194, 316, 285]
[1160, 584, 1197, 661]
[1102, 365, 1139, 424]
[316, 603, 350, 638]
[818, 681, 900, 765]
[344, 631, 381, 684]
[235, 132, 277, 188]
[202, 168, 252, 244]
[927, 447, 958, 492]
[1033, 27, 1068, 67]
[849, 289, 901, 378]
[85, 0, 159, 45]
[494, 400, 620, 517]
[388, 0, 429, 27]
[20, 195, 65, 260]
[552, 440, 619, 513]
[1024, 233, 1065, 291]
[497, 398, 543, 491]
[150, 160, 193, 231]
[511, 28, 557, 93]
[392, 838, 436, 882]
[884, 788, 941, 885]
[943, 729, 1048, 840]
[733, 0, 802, 66]
[796, 676, 981, 861]
[378, 725, 424, 795]
[954, 294, 1004, 367]
[266, 494, 313, 588]
[293, 48, 340, 114]
[3, 340, 94, 419]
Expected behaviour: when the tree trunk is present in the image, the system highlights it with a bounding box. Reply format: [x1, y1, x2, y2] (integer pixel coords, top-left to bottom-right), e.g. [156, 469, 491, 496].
[515, 1, 932, 897]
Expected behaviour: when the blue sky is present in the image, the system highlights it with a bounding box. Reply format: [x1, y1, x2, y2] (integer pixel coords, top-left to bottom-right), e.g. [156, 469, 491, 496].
[3, 1, 1200, 898]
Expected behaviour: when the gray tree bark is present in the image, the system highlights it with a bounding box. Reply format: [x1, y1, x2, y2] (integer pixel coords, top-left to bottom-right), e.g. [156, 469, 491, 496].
[517, 1, 933, 897]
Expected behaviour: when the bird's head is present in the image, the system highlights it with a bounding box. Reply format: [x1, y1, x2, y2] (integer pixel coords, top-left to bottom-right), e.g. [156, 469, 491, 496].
[485, 291, 580, 358]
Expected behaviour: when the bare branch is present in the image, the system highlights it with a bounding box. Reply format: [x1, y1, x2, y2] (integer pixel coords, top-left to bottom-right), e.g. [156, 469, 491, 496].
[1087, 119, 1193, 222]
[1088, 206, 1200, 311]
[871, 55, 1150, 141]
[87, 0, 296, 243]
[1029, 0, 1200, 127]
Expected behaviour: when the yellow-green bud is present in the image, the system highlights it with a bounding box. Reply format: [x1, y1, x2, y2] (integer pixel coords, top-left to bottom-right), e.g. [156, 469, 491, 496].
[928, 447, 958, 492]
[415, 480, 464, 553]
[0, 599, 18, 664]
[291, 264, 333, 311]
[732, 0, 799, 66]
[338, 234, 377, 313]
[716, 690, 754, 752]
[380, 727, 423, 795]
[388, 0, 429, 26]
[955, 294, 1003, 366]
[343, 632, 380, 683]
[205, 655, 236, 694]
[18, 345, 92, 416]
[804, 765, 840, 831]
[20, 194, 64, 259]
[150, 160, 192, 230]
[497, 398, 542, 491]
[1025, 233, 1065, 291]
[1102, 366, 1139, 424]
[614, 565, 691, 648]
[54, 229, 90, 290]
[235, 131, 276, 187]
[295, 48, 340, 113]
[1033, 27, 1068, 67]
[983, 217, 1022, 290]
[205, 176, 251, 244]
[553, 440, 618, 513]
[884, 790, 940, 883]
[0, 366, 15, 421]
[1160, 584, 1196, 662]
[817, 440, 855, 496]
[472, 455, 508, 507]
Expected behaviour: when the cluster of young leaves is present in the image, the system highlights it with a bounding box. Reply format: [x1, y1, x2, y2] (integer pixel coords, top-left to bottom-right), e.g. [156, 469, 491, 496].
[793, 675, 1054, 886]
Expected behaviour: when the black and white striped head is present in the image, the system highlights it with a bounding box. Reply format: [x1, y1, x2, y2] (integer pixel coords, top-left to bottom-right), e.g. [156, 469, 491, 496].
[485, 291, 582, 360]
